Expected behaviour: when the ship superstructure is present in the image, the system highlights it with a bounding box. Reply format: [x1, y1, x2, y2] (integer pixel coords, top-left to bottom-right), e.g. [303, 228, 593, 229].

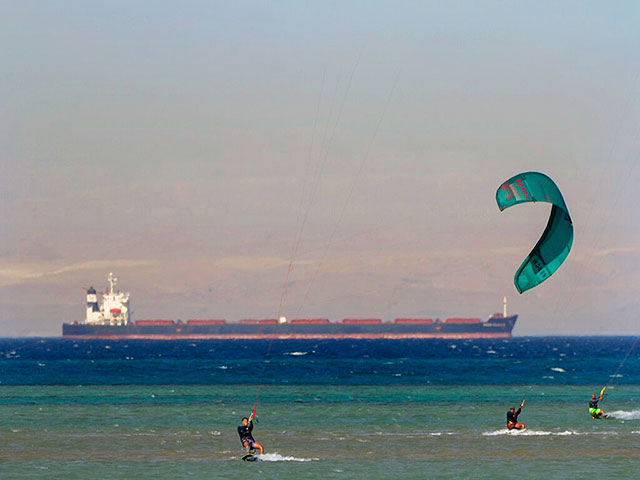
[84, 273, 130, 325]
[65, 274, 517, 339]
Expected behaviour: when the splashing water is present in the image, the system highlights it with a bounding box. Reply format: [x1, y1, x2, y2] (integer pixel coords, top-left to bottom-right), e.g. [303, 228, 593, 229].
[608, 410, 640, 420]
[257, 452, 318, 462]
[482, 429, 579, 436]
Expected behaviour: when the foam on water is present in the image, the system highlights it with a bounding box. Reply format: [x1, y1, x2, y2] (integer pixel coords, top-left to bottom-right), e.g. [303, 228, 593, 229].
[608, 409, 640, 420]
[257, 452, 318, 462]
[285, 351, 309, 356]
[550, 367, 566, 373]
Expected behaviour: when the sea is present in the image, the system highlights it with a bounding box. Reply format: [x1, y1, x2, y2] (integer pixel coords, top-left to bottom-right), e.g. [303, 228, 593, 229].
[1, 337, 639, 479]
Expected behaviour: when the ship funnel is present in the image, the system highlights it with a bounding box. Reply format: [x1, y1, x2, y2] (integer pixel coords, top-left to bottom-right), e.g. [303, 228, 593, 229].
[278, 316, 287, 324]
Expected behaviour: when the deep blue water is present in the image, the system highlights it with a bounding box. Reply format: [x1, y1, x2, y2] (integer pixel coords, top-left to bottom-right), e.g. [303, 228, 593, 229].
[0, 336, 638, 386]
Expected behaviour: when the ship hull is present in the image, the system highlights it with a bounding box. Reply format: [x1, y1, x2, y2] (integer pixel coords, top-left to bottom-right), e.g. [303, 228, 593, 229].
[62, 316, 517, 340]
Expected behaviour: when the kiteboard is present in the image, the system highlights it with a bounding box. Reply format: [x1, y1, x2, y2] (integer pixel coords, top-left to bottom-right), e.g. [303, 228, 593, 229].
[242, 452, 259, 462]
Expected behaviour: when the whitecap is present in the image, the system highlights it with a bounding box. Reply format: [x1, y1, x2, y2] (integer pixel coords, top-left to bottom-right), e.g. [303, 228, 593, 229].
[550, 367, 566, 373]
[486, 350, 497, 354]
[285, 351, 308, 356]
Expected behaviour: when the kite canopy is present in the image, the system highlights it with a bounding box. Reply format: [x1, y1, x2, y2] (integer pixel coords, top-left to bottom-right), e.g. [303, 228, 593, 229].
[496, 171, 573, 294]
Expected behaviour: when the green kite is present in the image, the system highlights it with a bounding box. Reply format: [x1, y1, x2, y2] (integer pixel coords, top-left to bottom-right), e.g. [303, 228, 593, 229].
[496, 171, 573, 293]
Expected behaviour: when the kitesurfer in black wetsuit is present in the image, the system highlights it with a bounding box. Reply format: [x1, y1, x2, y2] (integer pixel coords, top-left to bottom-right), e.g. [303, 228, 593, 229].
[589, 393, 606, 419]
[506, 402, 525, 430]
[238, 417, 265, 454]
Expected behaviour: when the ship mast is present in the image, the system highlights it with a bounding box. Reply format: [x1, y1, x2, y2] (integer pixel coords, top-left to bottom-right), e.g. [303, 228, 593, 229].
[108, 272, 118, 295]
[503, 296, 508, 317]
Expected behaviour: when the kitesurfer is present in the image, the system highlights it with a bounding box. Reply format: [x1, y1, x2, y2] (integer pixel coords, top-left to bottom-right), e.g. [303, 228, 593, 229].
[238, 416, 265, 455]
[589, 392, 606, 419]
[506, 401, 526, 430]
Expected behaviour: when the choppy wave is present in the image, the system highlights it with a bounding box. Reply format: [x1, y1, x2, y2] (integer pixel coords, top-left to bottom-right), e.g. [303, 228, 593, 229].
[2, 337, 640, 386]
[608, 409, 640, 420]
[550, 367, 566, 373]
[372, 431, 456, 437]
[257, 452, 318, 462]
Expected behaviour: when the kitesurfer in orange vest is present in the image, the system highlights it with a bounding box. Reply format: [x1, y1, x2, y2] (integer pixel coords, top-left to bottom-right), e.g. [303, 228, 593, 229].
[507, 401, 526, 430]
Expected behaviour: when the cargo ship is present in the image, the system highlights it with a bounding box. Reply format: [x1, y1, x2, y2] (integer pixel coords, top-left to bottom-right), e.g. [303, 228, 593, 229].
[62, 273, 517, 339]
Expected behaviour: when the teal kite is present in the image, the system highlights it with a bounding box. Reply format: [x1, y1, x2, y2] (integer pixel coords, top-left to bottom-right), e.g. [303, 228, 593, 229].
[496, 171, 573, 294]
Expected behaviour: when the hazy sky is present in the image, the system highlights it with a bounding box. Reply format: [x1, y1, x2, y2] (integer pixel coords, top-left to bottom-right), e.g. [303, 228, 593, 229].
[1, 1, 639, 335]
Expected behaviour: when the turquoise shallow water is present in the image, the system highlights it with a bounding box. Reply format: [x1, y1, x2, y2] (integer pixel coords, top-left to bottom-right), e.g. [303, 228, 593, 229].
[1, 384, 640, 479]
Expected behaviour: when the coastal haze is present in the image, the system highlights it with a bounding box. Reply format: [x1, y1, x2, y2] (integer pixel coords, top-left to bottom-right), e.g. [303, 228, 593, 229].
[1, 2, 639, 336]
